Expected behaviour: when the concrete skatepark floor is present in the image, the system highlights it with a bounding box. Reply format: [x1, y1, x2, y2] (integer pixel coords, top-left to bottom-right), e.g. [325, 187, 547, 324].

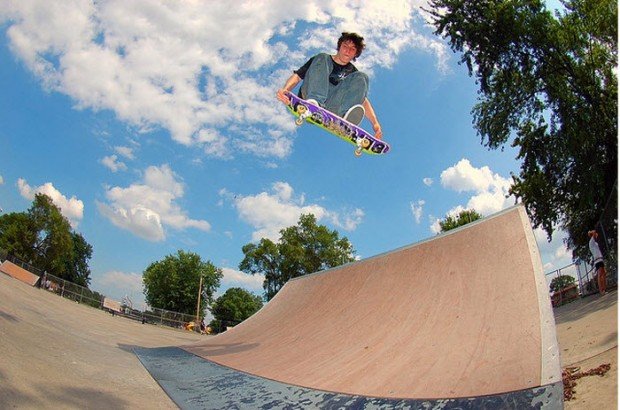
[0, 272, 616, 409]
[0, 272, 203, 409]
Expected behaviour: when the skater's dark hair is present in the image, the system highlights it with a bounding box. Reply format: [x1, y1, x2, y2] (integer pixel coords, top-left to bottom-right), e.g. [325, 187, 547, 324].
[337, 32, 365, 59]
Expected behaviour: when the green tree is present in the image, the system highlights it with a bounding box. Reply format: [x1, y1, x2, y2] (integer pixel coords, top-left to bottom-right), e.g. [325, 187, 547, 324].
[61, 232, 93, 287]
[210, 287, 263, 333]
[0, 212, 37, 261]
[28, 194, 73, 275]
[439, 209, 483, 232]
[143, 250, 222, 315]
[239, 238, 281, 300]
[240, 214, 355, 300]
[427, 0, 617, 260]
[0, 194, 94, 284]
[549, 274, 576, 293]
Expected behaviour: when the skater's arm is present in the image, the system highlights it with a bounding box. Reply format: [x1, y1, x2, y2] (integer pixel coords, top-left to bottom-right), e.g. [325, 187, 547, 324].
[363, 98, 382, 139]
[276, 73, 302, 105]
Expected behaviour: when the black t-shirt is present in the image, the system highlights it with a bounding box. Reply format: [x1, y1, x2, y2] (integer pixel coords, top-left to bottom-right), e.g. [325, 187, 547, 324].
[295, 54, 358, 86]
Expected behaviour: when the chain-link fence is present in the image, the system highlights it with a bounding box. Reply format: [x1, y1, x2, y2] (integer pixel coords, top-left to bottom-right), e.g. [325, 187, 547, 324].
[545, 258, 617, 306]
[39, 272, 104, 309]
[0, 250, 208, 333]
[143, 307, 203, 330]
[545, 262, 600, 301]
[0, 250, 105, 309]
[544, 182, 618, 306]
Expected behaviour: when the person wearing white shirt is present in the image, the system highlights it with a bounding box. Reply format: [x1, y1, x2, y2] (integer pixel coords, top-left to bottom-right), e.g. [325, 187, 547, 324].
[588, 229, 607, 295]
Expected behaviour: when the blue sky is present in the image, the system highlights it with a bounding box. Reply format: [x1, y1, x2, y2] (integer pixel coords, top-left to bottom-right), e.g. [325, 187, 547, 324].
[0, 1, 572, 309]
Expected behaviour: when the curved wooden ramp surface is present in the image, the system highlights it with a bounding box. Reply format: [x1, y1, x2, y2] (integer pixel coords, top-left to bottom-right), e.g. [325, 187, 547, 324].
[138, 206, 563, 408]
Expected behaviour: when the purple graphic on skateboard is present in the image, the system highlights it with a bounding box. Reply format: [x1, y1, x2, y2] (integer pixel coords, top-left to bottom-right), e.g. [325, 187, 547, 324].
[284, 91, 390, 156]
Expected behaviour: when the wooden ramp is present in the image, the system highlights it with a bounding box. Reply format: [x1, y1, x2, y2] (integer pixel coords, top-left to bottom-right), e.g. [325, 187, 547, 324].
[136, 206, 563, 408]
[0, 261, 40, 286]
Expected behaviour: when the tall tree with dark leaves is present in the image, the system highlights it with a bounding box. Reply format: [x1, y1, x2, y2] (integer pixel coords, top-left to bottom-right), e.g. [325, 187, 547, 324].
[28, 194, 73, 275]
[240, 214, 356, 300]
[427, 0, 617, 260]
[0, 193, 94, 283]
[143, 250, 222, 315]
[62, 232, 93, 287]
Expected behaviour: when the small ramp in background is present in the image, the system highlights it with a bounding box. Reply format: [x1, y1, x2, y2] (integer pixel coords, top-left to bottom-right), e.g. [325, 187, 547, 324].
[0, 261, 40, 286]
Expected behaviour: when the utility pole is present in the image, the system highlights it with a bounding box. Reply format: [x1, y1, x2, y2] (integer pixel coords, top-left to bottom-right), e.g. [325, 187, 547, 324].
[195, 276, 203, 323]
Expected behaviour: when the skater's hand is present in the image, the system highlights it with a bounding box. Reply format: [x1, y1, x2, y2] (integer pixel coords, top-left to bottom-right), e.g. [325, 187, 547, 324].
[372, 122, 383, 140]
[276, 89, 291, 105]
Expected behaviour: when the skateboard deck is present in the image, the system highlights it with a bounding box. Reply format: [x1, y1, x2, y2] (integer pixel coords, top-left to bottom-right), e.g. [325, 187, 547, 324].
[284, 91, 390, 156]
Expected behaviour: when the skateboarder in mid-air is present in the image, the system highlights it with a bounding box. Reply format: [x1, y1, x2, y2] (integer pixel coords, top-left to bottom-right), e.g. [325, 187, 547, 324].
[276, 32, 383, 139]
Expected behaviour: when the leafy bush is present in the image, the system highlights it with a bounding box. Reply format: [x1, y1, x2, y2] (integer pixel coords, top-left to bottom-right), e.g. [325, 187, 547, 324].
[209, 287, 263, 333]
[549, 275, 576, 293]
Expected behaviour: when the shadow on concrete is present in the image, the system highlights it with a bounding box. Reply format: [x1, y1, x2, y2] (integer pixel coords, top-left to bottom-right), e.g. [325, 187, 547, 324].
[0, 369, 129, 409]
[41, 386, 129, 408]
[0, 310, 19, 322]
[554, 290, 617, 325]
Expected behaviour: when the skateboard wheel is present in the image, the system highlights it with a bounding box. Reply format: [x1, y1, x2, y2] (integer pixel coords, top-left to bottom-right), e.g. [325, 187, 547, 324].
[354, 148, 363, 157]
[295, 117, 304, 126]
[296, 105, 307, 115]
[311, 112, 325, 126]
[361, 138, 371, 148]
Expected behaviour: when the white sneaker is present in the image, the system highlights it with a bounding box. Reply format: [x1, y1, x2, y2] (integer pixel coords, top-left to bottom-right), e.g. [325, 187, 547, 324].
[344, 104, 365, 125]
[306, 98, 320, 107]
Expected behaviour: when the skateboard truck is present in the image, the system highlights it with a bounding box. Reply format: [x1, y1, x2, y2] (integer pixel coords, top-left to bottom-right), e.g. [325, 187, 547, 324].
[355, 137, 371, 157]
[295, 104, 310, 126]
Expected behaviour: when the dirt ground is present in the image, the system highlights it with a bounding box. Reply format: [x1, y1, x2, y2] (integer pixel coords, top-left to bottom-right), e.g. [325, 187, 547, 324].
[554, 289, 618, 408]
[0, 272, 616, 409]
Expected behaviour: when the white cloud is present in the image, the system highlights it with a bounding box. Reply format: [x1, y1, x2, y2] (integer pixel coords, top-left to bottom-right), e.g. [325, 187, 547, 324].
[333, 208, 365, 232]
[0, 175, 4, 185]
[429, 216, 442, 235]
[221, 267, 265, 294]
[97, 164, 210, 241]
[94, 270, 146, 309]
[410, 200, 425, 224]
[98, 270, 143, 292]
[1, 0, 449, 159]
[423, 177, 433, 186]
[222, 182, 363, 242]
[441, 158, 496, 193]
[427, 159, 519, 235]
[114, 145, 135, 160]
[439, 158, 516, 216]
[555, 245, 571, 260]
[197, 128, 231, 159]
[432, 158, 574, 273]
[17, 178, 84, 228]
[100, 154, 127, 172]
[534, 226, 574, 273]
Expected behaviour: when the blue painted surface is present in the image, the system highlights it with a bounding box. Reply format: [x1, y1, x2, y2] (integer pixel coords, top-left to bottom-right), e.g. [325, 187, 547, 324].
[134, 346, 563, 409]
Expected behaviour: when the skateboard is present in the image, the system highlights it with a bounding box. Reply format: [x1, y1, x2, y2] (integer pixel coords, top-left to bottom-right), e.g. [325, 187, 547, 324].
[284, 91, 390, 156]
